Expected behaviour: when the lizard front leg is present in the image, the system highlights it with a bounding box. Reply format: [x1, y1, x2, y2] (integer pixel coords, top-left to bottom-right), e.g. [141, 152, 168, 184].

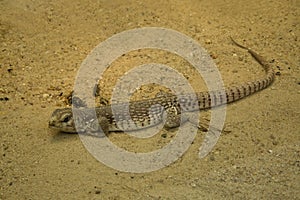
[163, 106, 189, 129]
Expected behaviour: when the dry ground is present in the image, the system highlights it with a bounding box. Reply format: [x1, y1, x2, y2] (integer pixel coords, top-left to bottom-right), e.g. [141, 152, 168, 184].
[0, 0, 299, 199]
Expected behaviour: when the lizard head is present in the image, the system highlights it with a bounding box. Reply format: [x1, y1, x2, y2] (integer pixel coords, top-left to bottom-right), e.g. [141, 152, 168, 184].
[49, 108, 76, 133]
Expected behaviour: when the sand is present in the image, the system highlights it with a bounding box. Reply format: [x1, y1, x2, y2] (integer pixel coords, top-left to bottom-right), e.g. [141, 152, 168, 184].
[0, 0, 299, 199]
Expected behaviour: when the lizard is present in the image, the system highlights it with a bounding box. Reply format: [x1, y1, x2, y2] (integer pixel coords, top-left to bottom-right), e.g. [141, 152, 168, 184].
[48, 38, 275, 134]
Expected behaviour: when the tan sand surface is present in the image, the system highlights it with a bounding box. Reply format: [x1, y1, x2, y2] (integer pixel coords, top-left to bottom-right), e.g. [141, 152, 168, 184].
[0, 0, 299, 199]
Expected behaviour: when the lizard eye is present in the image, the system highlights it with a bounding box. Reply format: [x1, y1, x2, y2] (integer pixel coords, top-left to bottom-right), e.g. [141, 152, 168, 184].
[62, 115, 72, 123]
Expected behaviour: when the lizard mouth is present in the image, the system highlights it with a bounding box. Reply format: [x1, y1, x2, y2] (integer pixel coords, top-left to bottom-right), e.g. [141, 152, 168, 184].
[48, 122, 77, 133]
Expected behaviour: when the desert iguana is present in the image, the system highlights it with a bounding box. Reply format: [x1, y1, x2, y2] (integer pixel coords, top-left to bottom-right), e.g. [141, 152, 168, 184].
[49, 38, 275, 134]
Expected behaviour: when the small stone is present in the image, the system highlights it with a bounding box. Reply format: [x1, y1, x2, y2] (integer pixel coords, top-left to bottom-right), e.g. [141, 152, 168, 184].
[0, 97, 9, 101]
[190, 183, 196, 187]
[42, 94, 49, 99]
[95, 190, 101, 194]
[275, 71, 281, 76]
[0, 88, 6, 93]
[205, 39, 212, 44]
[268, 149, 273, 153]
[210, 53, 218, 59]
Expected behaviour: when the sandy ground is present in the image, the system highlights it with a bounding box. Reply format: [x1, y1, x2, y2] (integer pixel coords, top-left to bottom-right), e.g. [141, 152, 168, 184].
[0, 0, 299, 199]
